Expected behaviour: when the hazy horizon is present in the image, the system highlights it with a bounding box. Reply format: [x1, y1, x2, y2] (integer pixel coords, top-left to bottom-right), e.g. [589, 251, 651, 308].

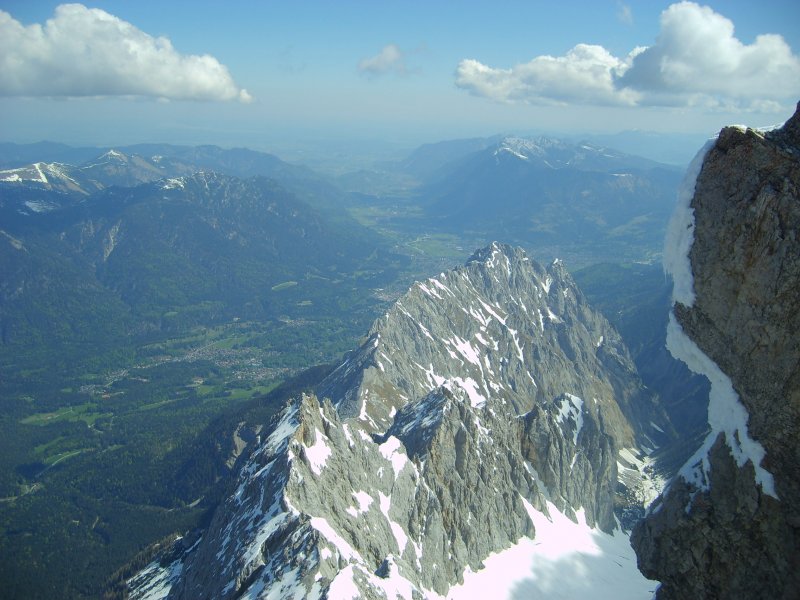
[1, 1, 798, 160]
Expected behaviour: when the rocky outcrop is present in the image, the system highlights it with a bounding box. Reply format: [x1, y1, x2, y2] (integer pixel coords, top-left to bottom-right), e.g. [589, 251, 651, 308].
[633, 104, 800, 599]
[131, 243, 669, 599]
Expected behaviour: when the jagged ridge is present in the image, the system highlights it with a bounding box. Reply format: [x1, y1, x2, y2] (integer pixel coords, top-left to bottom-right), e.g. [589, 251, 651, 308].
[131, 243, 669, 600]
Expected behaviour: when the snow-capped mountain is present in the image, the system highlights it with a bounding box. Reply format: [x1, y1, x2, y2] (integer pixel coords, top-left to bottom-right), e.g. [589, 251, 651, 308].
[0, 148, 198, 198]
[418, 137, 682, 263]
[491, 136, 664, 172]
[0, 142, 349, 214]
[0, 149, 170, 199]
[0, 160, 98, 197]
[129, 243, 669, 599]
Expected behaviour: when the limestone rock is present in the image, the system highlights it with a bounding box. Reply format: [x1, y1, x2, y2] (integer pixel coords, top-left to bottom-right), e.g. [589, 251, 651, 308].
[131, 243, 669, 599]
[633, 103, 800, 599]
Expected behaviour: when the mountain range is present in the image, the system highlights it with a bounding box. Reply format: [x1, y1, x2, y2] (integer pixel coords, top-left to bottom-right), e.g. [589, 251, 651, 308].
[128, 243, 670, 599]
[0, 143, 352, 212]
[1, 167, 403, 374]
[417, 136, 682, 262]
[121, 110, 800, 598]
[335, 135, 683, 265]
[0, 133, 712, 599]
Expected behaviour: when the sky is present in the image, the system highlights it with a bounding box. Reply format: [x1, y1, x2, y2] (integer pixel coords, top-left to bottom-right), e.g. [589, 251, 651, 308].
[0, 1, 798, 157]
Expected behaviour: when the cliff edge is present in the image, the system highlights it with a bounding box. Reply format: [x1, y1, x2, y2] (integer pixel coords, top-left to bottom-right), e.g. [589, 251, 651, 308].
[633, 103, 800, 599]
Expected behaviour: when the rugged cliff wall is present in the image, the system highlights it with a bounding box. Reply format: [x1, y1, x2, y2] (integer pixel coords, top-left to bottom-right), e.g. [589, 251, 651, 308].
[633, 104, 800, 598]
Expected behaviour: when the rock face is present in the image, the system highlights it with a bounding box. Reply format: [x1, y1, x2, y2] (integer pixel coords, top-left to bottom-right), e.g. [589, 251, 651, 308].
[633, 105, 800, 598]
[131, 243, 669, 599]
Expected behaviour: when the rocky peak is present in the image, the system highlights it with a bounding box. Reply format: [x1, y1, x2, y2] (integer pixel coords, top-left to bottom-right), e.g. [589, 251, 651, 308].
[319, 242, 664, 448]
[633, 103, 800, 599]
[131, 243, 668, 599]
[491, 136, 635, 172]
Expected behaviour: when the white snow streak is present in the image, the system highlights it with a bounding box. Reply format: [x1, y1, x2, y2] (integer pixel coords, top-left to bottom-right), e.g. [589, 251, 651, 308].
[666, 314, 777, 498]
[310, 517, 361, 561]
[379, 493, 409, 555]
[346, 491, 374, 517]
[663, 139, 715, 306]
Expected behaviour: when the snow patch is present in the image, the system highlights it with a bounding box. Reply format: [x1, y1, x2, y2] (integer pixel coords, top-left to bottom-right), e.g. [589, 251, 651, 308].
[545, 307, 561, 324]
[310, 517, 361, 561]
[379, 493, 409, 555]
[447, 498, 658, 599]
[23, 200, 57, 213]
[449, 377, 486, 408]
[418, 282, 441, 300]
[477, 298, 506, 325]
[555, 394, 584, 445]
[541, 276, 553, 294]
[163, 177, 185, 190]
[327, 564, 361, 599]
[667, 313, 777, 498]
[33, 163, 49, 183]
[346, 491, 374, 517]
[379, 436, 409, 478]
[663, 139, 715, 306]
[264, 405, 299, 455]
[304, 428, 332, 476]
[506, 327, 524, 361]
[127, 551, 184, 600]
[449, 335, 481, 366]
[430, 277, 455, 297]
[370, 558, 416, 600]
[342, 424, 355, 448]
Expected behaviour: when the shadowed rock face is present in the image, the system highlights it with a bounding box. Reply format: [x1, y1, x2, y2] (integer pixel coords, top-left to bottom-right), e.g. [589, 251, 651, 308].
[633, 104, 800, 599]
[131, 243, 669, 600]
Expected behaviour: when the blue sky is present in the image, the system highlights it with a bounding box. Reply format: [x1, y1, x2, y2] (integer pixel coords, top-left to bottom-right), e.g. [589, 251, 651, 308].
[1, 1, 798, 153]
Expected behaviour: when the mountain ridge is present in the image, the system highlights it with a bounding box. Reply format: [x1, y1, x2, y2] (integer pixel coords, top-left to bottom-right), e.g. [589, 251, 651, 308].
[129, 242, 668, 599]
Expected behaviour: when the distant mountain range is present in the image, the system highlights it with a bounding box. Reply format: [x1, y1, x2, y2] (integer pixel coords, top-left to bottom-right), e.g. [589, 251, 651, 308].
[0, 167, 403, 365]
[0, 142, 350, 212]
[0, 136, 708, 599]
[420, 137, 681, 250]
[2, 136, 684, 266]
[344, 135, 683, 263]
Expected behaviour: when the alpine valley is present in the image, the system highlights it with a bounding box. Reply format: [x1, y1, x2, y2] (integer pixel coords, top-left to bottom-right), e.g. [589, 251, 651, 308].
[1, 110, 796, 600]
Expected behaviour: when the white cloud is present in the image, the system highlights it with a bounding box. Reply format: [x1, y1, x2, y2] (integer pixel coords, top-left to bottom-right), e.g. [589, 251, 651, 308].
[617, 2, 634, 26]
[358, 44, 407, 78]
[456, 1, 800, 111]
[456, 44, 640, 107]
[0, 4, 252, 102]
[618, 2, 800, 107]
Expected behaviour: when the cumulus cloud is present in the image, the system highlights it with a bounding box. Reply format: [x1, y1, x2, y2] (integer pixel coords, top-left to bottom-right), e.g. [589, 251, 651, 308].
[358, 44, 407, 78]
[618, 2, 800, 106]
[0, 3, 252, 102]
[457, 44, 640, 106]
[456, 1, 800, 110]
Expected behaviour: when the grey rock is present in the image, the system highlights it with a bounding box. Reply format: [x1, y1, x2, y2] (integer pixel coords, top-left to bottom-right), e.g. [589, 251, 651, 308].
[633, 103, 800, 599]
[133, 243, 669, 599]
